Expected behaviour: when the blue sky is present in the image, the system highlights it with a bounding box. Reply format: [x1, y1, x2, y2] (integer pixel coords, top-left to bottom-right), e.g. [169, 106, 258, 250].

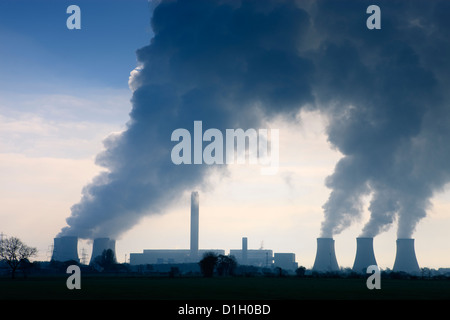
[0, 1, 152, 255]
[0, 0, 151, 92]
[1, 0, 450, 272]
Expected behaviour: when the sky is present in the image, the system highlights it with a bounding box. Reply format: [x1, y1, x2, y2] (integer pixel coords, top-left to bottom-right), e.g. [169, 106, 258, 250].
[1, 0, 450, 270]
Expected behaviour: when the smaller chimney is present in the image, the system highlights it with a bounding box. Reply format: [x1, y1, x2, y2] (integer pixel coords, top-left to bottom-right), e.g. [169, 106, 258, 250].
[190, 191, 199, 261]
[242, 237, 248, 265]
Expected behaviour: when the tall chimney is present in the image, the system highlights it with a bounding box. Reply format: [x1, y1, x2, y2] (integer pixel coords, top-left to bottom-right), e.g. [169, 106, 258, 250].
[89, 237, 116, 265]
[51, 236, 79, 262]
[190, 191, 199, 261]
[352, 237, 378, 273]
[393, 238, 420, 274]
[312, 238, 339, 272]
[242, 237, 248, 265]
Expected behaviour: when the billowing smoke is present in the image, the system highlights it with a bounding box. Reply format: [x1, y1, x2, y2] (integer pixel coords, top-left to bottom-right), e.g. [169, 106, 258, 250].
[58, 0, 315, 239]
[58, 0, 450, 241]
[315, 0, 450, 238]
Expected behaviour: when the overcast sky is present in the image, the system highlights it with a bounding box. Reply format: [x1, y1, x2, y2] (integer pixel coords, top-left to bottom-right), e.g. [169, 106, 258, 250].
[1, 0, 450, 270]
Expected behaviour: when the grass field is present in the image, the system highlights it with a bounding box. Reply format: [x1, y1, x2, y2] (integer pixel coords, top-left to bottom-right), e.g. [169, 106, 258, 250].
[1, 275, 450, 300]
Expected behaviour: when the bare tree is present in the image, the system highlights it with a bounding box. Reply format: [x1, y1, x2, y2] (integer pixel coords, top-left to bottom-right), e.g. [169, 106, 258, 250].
[0, 236, 37, 278]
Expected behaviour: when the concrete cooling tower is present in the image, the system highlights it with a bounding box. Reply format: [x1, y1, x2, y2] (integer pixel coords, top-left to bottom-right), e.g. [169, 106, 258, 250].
[352, 237, 378, 273]
[89, 237, 116, 265]
[51, 236, 79, 262]
[312, 238, 339, 272]
[393, 238, 420, 274]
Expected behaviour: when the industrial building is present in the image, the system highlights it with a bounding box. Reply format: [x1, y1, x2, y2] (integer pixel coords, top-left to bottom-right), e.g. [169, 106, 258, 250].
[47, 191, 429, 275]
[274, 253, 298, 271]
[130, 191, 225, 265]
[48, 191, 303, 273]
[128, 192, 299, 271]
[229, 237, 273, 268]
[130, 249, 225, 265]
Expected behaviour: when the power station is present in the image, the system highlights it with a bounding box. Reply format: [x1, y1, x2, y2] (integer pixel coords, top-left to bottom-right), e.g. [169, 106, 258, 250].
[50, 192, 423, 274]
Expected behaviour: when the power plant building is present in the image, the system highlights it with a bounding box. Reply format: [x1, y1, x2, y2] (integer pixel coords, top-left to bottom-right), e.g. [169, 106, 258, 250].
[52, 191, 299, 271]
[274, 253, 298, 271]
[229, 249, 274, 267]
[128, 194, 297, 269]
[130, 191, 224, 265]
[130, 249, 225, 265]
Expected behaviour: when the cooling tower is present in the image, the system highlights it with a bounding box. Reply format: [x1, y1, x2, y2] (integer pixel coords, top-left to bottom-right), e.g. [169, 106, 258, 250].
[312, 238, 339, 272]
[352, 237, 378, 273]
[51, 236, 79, 262]
[393, 238, 420, 274]
[190, 191, 199, 261]
[89, 237, 116, 265]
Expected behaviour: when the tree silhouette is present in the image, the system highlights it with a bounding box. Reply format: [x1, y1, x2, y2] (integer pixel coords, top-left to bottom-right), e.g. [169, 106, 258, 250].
[217, 254, 237, 276]
[94, 249, 116, 272]
[0, 236, 37, 279]
[296, 266, 306, 277]
[199, 252, 218, 277]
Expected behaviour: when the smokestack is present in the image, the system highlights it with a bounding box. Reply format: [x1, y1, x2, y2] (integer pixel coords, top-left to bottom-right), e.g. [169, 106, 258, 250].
[352, 237, 378, 273]
[242, 237, 248, 265]
[190, 191, 199, 261]
[89, 237, 116, 265]
[312, 238, 339, 272]
[51, 236, 79, 262]
[393, 238, 420, 274]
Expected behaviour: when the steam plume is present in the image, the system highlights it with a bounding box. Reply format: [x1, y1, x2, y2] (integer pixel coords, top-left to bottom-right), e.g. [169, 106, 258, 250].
[58, 0, 450, 242]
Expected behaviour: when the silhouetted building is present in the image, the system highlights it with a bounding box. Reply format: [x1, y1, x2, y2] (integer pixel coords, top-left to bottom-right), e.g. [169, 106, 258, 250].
[130, 249, 225, 265]
[274, 253, 298, 271]
[129, 191, 226, 265]
[230, 249, 273, 267]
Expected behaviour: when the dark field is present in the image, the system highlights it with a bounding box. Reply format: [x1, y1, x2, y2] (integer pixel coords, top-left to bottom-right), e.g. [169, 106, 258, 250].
[1, 275, 450, 300]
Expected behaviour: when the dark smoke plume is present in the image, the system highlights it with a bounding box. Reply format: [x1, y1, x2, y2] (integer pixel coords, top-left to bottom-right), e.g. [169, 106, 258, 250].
[58, 0, 450, 241]
[58, 0, 314, 239]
